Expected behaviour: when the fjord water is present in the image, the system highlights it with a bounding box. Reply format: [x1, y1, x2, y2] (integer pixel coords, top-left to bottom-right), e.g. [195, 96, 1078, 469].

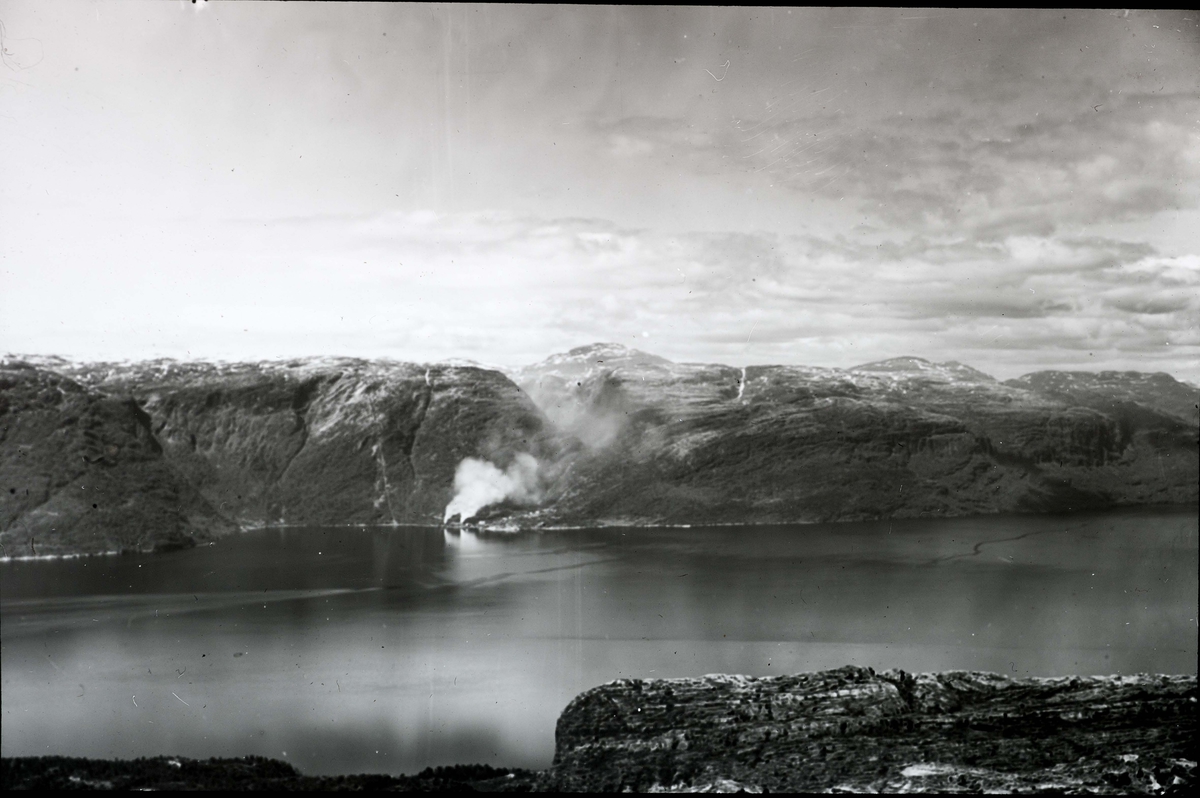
[2, 508, 1196, 776]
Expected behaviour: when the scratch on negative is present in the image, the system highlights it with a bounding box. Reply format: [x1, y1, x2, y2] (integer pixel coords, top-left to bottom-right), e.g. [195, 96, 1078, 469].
[172, 692, 190, 707]
[705, 61, 731, 81]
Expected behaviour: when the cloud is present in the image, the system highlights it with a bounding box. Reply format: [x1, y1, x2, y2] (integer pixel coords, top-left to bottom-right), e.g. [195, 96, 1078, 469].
[608, 134, 654, 157]
[593, 91, 1200, 240]
[5, 6, 1196, 388]
[3, 204, 1196, 380]
[573, 10, 1200, 241]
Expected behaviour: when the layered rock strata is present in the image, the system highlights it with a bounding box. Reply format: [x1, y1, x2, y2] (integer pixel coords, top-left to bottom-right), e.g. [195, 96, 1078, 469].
[539, 665, 1198, 793]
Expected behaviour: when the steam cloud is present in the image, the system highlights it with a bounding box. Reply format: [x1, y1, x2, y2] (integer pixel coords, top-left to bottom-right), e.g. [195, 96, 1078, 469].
[442, 372, 633, 525]
[523, 372, 630, 451]
[442, 453, 542, 524]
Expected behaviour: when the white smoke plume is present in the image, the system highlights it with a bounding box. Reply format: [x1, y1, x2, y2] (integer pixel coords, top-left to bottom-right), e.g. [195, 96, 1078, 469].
[442, 453, 542, 524]
[523, 372, 630, 451]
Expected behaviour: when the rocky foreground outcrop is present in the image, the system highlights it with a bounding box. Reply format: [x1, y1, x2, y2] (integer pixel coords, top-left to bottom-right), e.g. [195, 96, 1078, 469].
[539, 665, 1197, 793]
[2, 667, 1194, 792]
[2, 345, 1197, 556]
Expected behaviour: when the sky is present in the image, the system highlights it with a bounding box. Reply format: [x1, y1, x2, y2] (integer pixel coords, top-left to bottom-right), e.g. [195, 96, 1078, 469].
[1, 3, 1198, 381]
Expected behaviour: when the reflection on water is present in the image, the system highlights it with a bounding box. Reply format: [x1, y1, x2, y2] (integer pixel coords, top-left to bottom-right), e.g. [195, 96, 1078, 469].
[2, 507, 1196, 775]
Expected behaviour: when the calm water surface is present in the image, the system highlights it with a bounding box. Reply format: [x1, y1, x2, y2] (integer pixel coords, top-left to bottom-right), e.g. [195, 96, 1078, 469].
[2, 507, 1196, 775]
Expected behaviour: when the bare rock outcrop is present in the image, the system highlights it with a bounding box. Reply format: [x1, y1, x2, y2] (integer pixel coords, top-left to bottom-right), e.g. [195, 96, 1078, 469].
[539, 665, 1197, 793]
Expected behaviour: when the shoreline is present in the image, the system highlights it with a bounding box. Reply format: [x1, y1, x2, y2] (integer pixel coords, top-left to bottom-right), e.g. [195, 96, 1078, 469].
[3, 502, 1195, 563]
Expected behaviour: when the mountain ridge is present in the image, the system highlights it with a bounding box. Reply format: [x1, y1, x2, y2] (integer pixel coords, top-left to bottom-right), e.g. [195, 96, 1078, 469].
[3, 346, 1196, 556]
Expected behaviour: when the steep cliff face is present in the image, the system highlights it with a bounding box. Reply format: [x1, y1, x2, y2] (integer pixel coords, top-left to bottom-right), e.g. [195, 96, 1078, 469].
[508, 345, 1198, 527]
[59, 358, 568, 529]
[1, 357, 567, 554]
[540, 666, 1198, 793]
[0, 363, 232, 557]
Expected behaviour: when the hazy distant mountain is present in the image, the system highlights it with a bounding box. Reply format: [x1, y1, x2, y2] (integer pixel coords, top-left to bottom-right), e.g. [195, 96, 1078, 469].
[2, 347, 1196, 556]
[852, 356, 998, 384]
[1006, 369, 1199, 427]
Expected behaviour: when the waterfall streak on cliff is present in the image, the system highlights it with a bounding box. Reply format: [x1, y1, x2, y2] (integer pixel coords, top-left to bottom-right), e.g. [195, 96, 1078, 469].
[365, 393, 399, 525]
[406, 383, 433, 493]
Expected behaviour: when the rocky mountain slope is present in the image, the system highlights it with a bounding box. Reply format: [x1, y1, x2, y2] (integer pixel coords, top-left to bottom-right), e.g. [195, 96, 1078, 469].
[2, 345, 1196, 555]
[1, 357, 568, 556]
[539, 665, 1197, 793]
[0, 362, 232, 557]
[507, 344, 1198, 527]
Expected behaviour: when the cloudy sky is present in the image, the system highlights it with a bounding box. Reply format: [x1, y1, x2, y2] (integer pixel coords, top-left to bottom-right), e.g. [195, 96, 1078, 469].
[2, 4, 1197, 380]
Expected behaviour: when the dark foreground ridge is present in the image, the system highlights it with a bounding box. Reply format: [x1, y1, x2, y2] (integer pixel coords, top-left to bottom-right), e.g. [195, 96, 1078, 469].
[0, 759, 537, 792]
[4, 667, 1195, 793]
